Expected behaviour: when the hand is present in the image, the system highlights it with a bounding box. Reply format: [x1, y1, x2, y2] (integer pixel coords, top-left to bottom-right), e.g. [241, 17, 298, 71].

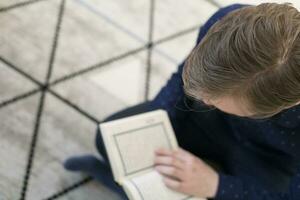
[154, 147, 219, 198]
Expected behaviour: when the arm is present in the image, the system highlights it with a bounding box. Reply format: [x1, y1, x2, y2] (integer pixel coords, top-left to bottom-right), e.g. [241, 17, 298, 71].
[149, 60, 187, 132]
[215, 173, 292, 200]
[215, 136, 300, 200]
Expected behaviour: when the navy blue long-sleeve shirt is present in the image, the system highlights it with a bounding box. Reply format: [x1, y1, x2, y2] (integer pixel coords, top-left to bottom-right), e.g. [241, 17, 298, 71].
[150, 4, 300, 200]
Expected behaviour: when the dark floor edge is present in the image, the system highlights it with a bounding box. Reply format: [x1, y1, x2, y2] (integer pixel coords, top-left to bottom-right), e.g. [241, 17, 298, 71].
[20, 91, 47, 200]
[43, 177, 93, 200]
[144, 0, 155, 101]
[0, 88, 41, 109]
[0, 0, 49, 13]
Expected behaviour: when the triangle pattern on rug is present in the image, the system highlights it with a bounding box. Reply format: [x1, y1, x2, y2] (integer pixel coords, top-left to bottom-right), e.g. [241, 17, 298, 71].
[0, 0, 61, 83]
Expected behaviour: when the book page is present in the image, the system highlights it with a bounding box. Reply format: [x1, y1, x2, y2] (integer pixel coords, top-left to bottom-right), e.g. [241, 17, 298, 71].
[114, 122, 173, 176]
[100, 110, 178, 183]
[122, 170, 206, 200]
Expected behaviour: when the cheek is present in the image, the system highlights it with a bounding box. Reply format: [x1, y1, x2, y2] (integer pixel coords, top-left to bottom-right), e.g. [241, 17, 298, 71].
[214, 102, 250, 117]
[202, 99, 212, 106]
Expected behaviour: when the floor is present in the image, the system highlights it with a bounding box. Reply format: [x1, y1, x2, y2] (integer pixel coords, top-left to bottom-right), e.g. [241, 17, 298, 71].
[0, 0, 300, 200]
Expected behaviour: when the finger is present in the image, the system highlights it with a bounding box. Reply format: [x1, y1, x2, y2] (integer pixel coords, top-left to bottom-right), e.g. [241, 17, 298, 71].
[155, 165, 184, 180]
[177, 148, 192, 156]
[162, 176, 181, 191]
[174, 148, 194, 163]
[155, 148, 173, 156]
[154, 155, 184, 169]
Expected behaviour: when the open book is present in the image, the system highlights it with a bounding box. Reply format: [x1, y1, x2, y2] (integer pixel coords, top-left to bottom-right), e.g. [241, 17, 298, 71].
[99, 109, 206, 200]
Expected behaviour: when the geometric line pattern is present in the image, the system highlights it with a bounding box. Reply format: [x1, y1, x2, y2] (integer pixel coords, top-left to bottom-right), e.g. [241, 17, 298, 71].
[144, 0, 155, 100]
[0, 0, 48, 12]
[0, 0, 220, 199]
[20, 1, 66, 199]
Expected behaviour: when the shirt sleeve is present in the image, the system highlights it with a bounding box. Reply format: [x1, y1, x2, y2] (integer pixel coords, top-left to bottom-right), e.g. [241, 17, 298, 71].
[214, 173, 292, 200]
[149, 60, 187, 132]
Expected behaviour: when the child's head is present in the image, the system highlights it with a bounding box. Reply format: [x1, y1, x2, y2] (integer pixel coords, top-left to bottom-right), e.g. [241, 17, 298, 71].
[182, 3, 300, 118]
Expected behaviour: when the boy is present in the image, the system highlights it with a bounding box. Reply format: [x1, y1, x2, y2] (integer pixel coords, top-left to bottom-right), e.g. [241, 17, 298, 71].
[64, 3, 300, 200]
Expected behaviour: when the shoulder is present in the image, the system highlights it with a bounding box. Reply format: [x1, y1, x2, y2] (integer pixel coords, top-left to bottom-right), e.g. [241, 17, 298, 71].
[270, 105, 300, 128]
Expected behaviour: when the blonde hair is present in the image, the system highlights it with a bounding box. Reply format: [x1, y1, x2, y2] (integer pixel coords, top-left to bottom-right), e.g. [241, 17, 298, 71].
[182, 3, 300, 118]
